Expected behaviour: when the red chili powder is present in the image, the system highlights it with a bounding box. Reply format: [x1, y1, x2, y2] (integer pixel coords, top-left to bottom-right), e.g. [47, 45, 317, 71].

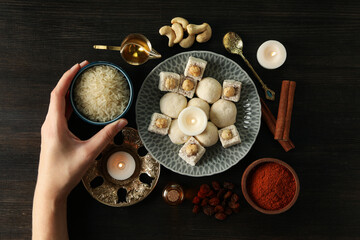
[247, 162, 296, 210]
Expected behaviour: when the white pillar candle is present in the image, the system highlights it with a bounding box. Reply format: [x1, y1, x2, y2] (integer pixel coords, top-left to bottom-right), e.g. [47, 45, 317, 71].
[107, 151, 136, 180]
[178, 106, 208, 136]
[256, 40, 287, 69]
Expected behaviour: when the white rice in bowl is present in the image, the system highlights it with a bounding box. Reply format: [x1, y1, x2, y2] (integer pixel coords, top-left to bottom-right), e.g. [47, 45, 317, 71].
[73, 65, 130, 122]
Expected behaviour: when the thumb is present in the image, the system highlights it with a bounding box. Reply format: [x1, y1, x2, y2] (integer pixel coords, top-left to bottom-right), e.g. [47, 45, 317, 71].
[85, 118, 128, 159]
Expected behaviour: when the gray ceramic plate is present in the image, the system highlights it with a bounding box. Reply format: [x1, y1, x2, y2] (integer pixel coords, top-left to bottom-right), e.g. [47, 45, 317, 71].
[136, 51, 261, 177]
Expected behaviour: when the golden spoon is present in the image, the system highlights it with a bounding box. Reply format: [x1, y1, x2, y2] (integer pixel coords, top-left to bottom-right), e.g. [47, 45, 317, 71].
[223, 32, 275, 101]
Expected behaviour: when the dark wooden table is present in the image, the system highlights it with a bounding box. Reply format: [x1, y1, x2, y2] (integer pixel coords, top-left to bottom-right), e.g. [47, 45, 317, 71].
[1, 0, 359, 239]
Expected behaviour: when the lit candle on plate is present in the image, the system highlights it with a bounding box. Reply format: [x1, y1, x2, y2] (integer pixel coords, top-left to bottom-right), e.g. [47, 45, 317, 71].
[107, 151, 136, 180]
[257, 40, 287, 69]
[178, 106, 208, 136]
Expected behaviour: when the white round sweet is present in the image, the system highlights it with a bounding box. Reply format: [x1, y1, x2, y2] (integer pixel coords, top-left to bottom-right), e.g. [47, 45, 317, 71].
[195, 122, 219, 147]
[210, 99, 237, 128]
[195, 77, 222, 104]
[160, 93, 187, 118]
[187, 98, 210, 119]
[168, 119, 190, 144]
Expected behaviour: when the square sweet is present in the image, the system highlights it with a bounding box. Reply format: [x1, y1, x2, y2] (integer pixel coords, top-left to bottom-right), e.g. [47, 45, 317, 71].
[148, 113, 172, 135]
[184, 56, 207, 81]
[221, 80, 242, 102]
[178, 75, 198, 98]
[178, 137, 206, 166]
[218, 125, 241, 148]
[159, 72, 180, 92]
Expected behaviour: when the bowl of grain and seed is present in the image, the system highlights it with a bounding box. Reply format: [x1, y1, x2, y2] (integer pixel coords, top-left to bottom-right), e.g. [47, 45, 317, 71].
[70, 61, 133, 125]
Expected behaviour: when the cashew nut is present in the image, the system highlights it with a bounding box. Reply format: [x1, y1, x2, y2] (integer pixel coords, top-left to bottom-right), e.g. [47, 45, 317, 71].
[159, 26, 176, 47]
[196, 23, 212, 43]
[161, 19, 212, 48]
[179, 34, 195, 48]
[171, 17, 189, 30]
[171, 23, 183, 44]
[187, 23, 208, 35]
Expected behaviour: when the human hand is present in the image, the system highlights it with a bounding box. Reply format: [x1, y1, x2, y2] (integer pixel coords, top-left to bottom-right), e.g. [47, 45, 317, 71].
[35, 61, 128, 202]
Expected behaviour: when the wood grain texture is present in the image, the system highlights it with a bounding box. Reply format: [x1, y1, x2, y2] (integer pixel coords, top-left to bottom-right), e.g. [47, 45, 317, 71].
[0, 0, 359, 239]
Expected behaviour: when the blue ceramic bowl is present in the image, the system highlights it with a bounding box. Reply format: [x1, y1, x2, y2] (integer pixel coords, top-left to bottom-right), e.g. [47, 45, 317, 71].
[70, 61, 133, 125]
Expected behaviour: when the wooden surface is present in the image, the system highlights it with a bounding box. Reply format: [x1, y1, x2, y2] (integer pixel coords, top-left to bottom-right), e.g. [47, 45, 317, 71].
[0, 0, 359, 239]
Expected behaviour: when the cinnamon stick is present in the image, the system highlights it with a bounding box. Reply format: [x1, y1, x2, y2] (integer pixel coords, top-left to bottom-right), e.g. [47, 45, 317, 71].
[261, 98, 295, 152]
[275, 80, 296, 141]
[283, 81, 296, 140]
[275, 80, 290, 140]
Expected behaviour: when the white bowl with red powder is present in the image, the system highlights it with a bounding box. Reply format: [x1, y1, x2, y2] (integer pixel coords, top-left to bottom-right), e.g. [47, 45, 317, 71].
[241, 158, 300, 214]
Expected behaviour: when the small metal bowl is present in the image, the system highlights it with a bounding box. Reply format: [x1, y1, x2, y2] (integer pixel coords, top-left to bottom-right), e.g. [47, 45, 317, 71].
[241, 158, 300, 214]
[70, 61, 133, 125]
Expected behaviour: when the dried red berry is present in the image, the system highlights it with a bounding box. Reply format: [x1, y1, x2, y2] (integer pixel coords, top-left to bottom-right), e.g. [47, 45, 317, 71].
[223, 181, 235, 190]
[206, 190, 215, 198]
[201, 198, 209, 207]
[230, 193, 239, 203]
[203, 205, 215, 216]
[212, 181, 221, 191]
[216, 189, 226, 199]
[225, 207, 233, 215]
[191, 181, 241, 219]
[228, 201, 240, 210]
[192, 205, 200, 214]
[197, 191, 207, 199]
[233, 206, 240, 213]
[209, 197, 220, 206]
[224, 191, 232, 200]
[214, 205, 224, 213]
[215, 212, 227, 220]
[192, 196, 200, 205]
[200, 184, 211, 194]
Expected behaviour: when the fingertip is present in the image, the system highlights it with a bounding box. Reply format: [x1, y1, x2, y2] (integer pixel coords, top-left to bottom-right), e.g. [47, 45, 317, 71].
[70, 63, 80, 70]
[64, 63, 80, 77]
[60, 63, 80, 82]
[80, 60, 89, 68]
[116, 118, 128, 130]
[84, 118, 128, 158]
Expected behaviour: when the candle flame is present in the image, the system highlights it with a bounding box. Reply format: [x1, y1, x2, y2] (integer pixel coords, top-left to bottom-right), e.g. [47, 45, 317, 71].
[271, 51, 277, 57]
[186, 117, 197, 125]
[118, 162, 125, 169]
